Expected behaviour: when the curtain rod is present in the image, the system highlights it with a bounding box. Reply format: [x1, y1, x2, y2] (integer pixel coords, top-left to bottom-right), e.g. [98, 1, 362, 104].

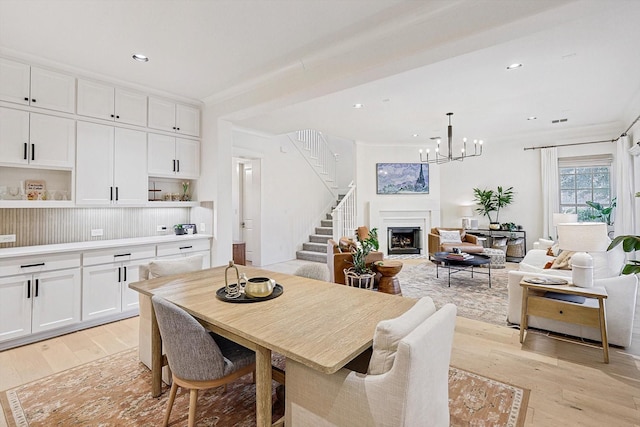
[523, 112, 640, 151]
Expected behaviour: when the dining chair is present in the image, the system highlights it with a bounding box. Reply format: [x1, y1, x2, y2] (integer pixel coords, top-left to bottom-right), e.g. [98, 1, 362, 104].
[151, 296, 256, 427]
[293, 263, 329, 281]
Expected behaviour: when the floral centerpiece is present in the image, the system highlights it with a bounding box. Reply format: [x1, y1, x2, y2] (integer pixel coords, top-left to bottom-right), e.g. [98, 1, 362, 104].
[344, 228, 379, 288]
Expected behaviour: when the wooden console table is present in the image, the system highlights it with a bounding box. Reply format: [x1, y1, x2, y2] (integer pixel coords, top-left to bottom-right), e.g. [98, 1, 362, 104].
[519, 280, 609, 363]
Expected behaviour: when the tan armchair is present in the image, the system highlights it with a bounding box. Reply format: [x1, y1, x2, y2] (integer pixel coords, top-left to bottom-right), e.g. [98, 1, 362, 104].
[327, 239, 383, 285]
[428, 227, 483, 257]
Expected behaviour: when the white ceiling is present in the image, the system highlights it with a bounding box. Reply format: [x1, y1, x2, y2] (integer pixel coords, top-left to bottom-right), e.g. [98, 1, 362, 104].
[2, 0, 640, 146]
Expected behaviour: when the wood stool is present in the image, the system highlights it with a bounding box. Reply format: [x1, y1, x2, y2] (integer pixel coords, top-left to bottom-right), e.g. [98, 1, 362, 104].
[374, 260, 403, 295]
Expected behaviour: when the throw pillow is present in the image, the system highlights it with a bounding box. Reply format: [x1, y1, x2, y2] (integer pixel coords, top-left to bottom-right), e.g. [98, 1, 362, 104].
[438, 229, 462, 244]
[148, 254, 204, 278]
[367, 297, 437, 375]
[543, 261, 554, 269]
[550, 250, 574, 270]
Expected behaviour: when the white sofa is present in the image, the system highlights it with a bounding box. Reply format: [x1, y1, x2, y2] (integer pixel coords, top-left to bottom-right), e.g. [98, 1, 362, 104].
[507, 270, 638, 347]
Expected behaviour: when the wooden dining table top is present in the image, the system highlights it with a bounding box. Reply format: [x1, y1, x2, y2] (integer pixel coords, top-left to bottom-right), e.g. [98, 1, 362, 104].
[129, 264, 417, 374]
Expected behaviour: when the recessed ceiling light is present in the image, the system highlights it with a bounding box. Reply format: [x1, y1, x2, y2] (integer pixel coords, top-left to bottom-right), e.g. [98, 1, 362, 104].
[527, 116, 537, 120]
[132, 53, 149, 62]
[353, 103, 364, 109]
[412, 134, 419, 137]
[506, 63, 522, 70]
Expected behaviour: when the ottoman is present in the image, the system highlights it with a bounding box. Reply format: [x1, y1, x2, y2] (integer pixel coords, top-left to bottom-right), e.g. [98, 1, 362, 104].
[482, 247, 506, 269]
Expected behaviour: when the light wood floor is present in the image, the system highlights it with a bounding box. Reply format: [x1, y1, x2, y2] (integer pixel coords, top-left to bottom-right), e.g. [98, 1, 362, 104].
[1, 261, 638, 426]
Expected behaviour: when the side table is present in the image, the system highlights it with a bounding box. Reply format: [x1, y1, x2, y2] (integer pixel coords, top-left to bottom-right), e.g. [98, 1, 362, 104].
[519, 280, 609, 363]
[374, 260, 403, 295]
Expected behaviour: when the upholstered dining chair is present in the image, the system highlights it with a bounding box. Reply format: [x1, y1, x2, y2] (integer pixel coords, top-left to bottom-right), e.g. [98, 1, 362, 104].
[285, 297, 457, 427]
[151, 296, 256, 427]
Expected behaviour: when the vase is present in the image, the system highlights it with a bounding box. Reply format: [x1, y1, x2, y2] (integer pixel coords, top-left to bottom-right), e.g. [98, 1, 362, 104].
[343, 269, 375, 290]
[489, 222, 501, 230]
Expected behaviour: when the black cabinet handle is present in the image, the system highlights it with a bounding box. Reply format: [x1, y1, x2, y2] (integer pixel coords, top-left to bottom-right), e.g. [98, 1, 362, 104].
[31, 98, 36, 103]
[118, 266, 121, 283]
[179, 246, 193, 250]
[31, 144, 35, 161]
[35, 279, 39, 297]
[173, 159, 176, 172]
[116, 115, 120, 119]
[114, 253, 131, 258]
[176, 160, 180, 172]
[24, 97, 29, 102]
[20, 262, 45, 268]
[176, 127, 180, 131]
[23, 142, 27, 160]
[172, 126, 176, 130]
[110, 186, 113, 201]
[123, 266, 127, 282]
[27, 279, 31, 299]
[110, 114, 114, 118]
[115, 187, 119, 201]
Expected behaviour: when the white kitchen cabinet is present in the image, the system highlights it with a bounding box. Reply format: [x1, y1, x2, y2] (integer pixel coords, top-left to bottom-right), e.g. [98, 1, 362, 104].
[77, 79, 147, 127]
[0, 108, 75, 169]
[148, 133, 200, 179]
[0, 254, 81, 343]
[82, 246, 155, 320]
[0, 58, 75, 113]
[76, 122, 148, 205]
[148, 97, 200, 137]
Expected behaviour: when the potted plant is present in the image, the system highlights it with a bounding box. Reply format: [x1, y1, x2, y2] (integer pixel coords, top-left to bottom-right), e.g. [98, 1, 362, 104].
[344, 228, 379, 288]
[473, 186, 514, 230]
[586, 198, 616, 235]
[608, 235, 640, 275]
[174, 224, 186, 235]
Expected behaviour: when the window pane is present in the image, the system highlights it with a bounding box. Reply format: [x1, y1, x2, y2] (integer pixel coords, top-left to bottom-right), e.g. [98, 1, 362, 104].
[560, 167, 575, 175]
[577, 207, 593, 222]
[592, 173, 609, 188]
[592, 189, 610, 204]
[560, 190, 575, 204]
[560, 206, 577, 214]
[575, 174, 592, 188]
[560, 174, 575, 189]
[593, 167, 609, 173]
[575, 167, 592, 174]
[577, 189, 592, 204]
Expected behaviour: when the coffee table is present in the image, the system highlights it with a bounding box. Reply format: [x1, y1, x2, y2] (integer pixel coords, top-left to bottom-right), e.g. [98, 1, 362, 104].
[431, 251, 492, 287]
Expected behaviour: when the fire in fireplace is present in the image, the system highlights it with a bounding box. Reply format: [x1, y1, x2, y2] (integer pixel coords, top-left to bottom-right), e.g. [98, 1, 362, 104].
[387, 227, 422, 255]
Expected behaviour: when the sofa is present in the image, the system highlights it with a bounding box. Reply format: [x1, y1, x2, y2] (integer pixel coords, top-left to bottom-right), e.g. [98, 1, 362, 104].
[427, 227, 484, 257]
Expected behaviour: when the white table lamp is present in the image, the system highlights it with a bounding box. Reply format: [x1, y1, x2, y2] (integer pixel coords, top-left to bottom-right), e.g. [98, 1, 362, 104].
[459, 206, 474, 229]
[556, 222, 608, 288]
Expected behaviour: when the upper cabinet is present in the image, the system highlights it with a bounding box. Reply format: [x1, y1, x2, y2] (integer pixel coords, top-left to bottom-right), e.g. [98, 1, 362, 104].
[0, 107, 75, 169]
[0, 58, 75, 113]
[77, 79, 147, 127]
[148, 97, 200, 137]
[148, 133, 200, 179]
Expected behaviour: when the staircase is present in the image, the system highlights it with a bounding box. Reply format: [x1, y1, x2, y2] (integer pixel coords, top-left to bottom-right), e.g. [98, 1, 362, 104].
[295, 213, 334, 263]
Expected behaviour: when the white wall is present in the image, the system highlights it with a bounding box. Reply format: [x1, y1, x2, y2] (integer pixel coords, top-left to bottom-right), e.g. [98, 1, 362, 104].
[325, 134, 355, 193]
[233, 129, 336, 266]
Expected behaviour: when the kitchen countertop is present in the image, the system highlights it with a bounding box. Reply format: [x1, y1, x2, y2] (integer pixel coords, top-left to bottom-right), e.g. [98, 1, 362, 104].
[0, 234, 213, 259]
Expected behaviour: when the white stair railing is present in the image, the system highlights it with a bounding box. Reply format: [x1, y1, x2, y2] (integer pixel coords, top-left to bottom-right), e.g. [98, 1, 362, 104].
[332, 182, 357, 241]
[290, 130, 338, 195]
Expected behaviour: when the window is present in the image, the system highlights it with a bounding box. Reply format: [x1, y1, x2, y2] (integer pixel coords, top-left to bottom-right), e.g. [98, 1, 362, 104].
[559, 155, 613, 222]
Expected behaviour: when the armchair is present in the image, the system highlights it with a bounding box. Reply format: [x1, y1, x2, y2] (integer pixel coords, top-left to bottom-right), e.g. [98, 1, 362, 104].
[428, 227, 484, 257]
[285, 298, 457, 426]
[327, 239, 383, 285]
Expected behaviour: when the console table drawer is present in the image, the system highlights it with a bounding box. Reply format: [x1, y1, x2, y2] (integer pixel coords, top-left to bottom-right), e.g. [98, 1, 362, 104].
[527, 296, 600, 328]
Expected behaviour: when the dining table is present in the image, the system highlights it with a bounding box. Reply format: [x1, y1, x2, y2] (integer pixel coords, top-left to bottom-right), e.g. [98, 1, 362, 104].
[129, 264, 417, 427]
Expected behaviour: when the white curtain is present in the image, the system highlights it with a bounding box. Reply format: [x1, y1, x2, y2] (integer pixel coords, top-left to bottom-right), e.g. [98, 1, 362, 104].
[614, 135, 635, 235]
[541, 147, 559, 240]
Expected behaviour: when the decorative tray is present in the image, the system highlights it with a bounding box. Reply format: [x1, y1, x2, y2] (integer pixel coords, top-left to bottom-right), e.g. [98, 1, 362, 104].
[523, 277, 568, 286]
[216, 284, 283, 303]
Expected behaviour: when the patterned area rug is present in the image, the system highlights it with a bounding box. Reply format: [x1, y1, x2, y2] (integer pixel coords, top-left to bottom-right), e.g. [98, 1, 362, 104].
[1, 348, 529, 427]
[397, 261, 519, 326]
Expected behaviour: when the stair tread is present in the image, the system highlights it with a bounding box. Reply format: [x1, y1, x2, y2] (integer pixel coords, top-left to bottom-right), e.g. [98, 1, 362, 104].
[296, 250, 328, 263]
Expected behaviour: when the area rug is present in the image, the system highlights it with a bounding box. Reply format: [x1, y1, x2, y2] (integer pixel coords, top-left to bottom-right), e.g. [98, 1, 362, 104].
[397, 261, 517, 326]
[1, 348, 529, 427]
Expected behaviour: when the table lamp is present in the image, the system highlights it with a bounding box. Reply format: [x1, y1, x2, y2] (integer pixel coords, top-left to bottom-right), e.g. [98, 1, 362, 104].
[459, 206, 474, 229]
[552, 213, 578, 240]
[556, 222, 608, 288]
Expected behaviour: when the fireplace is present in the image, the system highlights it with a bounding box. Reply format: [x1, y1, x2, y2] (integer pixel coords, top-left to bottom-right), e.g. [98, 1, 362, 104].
[387, 227, 422, 255]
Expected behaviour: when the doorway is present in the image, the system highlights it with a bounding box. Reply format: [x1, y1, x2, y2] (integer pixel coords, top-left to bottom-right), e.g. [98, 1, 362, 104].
[232, 157, 261, 264]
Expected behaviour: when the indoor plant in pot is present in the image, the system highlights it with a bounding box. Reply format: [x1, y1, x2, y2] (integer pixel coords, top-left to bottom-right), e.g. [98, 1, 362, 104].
[473, 186, 514, 230]
[608, 235, 640, 275]
[344, 228, 379, 289]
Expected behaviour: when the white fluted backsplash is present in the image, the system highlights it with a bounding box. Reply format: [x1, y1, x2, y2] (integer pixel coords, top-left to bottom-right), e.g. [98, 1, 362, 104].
[0, 208, 191, 248]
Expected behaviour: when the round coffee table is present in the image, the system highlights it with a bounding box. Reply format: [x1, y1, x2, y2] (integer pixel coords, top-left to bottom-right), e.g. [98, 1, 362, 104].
[373, 260, 403, 295]
[431, 252, 491, 287]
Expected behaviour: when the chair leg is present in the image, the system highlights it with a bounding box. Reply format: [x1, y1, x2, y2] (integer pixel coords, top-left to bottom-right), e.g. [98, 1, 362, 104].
[163, 381, 178, 427]
[188, 389, 199, 427]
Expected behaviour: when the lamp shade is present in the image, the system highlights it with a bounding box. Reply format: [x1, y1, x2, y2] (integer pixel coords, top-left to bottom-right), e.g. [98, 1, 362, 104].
[556, 222, 608, 252]
[552, 213, 578, 226]
[459, 206, 473, 217]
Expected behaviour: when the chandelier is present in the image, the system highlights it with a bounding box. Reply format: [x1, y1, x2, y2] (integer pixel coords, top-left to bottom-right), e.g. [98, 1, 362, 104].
[419, 112, 483, 164]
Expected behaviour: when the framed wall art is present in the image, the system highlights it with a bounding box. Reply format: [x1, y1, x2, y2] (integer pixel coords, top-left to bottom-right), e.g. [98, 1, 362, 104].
[376, 163, 429, 195]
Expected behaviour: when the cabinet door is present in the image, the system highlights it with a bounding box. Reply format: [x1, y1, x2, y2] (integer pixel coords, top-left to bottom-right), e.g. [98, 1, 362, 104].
[77, 79, 115, 121]
[148, 97, 176, 133]
[0, 107, 30, 165]
[82, 265, 121, 320]
[115, 88, 147, 127]
[0, 58, 30, 106]
[76, 121, 115, 204]
[0, 274, 32, 342]
[121, 262, 143, 311]
[175, 138, 200, 179]
[114, 128, 147, 204]
[30, 66, 75, 113]
[29, 113, 76, 168]
[147, 133, 176, 177]
[31, 269, 81, 333]
[175, 104, 200, 137]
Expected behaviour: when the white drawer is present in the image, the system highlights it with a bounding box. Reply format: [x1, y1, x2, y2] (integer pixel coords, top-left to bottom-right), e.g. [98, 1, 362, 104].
[156, 239, 210, 257]
[0, 252, 81, 277]
[83, 245, 156, 266]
